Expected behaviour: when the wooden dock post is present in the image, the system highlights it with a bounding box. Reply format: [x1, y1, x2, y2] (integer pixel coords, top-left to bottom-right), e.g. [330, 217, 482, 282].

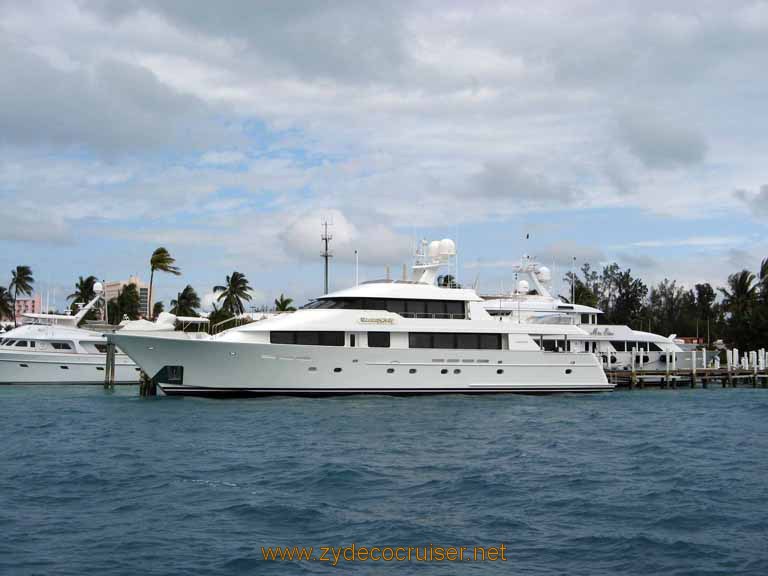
[664, 349, 671, 388]
[751, 351, 758, 387]
[630, 347, 637, 389]
[139, 370, 157, 397]
[726, 349, 733, 387]
[103, 341, 116, 390]
[691, 349, 697, 388]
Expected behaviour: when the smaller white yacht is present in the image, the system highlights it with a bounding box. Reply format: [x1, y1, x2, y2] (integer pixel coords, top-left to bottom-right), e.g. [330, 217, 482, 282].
[0, 283, 140, 384]
[482, 257, 691, 370]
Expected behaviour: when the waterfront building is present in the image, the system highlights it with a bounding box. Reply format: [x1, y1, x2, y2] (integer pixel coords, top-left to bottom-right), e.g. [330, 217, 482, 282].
[104, 276, 149, 317]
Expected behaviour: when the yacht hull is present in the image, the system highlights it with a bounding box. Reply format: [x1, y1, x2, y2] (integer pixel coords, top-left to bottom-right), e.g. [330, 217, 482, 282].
[110, 334, 613, 396]
[0, 351, 139, 384]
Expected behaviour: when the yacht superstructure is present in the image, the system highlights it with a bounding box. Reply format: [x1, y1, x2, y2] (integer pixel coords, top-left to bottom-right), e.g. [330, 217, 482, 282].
[110, 240, 612, 396]
[482, 257, 687, 370]
[0, 284, 139, 384]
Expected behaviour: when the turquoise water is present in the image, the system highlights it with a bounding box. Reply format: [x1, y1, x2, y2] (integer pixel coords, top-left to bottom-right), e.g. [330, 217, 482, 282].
[1, 386, 767, 575]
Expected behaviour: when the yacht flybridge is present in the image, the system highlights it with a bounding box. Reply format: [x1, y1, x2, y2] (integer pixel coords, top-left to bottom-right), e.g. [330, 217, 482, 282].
[482, 257, 687, 370]
[109, 240, 612, 397]
[0, 283, 139, 384]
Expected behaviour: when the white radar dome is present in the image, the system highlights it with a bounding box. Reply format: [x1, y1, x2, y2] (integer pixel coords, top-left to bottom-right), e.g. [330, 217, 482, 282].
[428, 240, 441, 259]
[536, 266, 552, 283]
[517, 279, 530, 293]
[438, 238, 456, 257]
[93, 282, 104, 294]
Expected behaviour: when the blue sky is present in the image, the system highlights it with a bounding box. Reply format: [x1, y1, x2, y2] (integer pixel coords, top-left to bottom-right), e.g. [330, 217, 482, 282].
[1, 0, 766, 312]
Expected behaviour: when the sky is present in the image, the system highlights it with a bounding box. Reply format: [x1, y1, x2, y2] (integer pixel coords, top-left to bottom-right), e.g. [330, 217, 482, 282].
[1, 0, 766, 311]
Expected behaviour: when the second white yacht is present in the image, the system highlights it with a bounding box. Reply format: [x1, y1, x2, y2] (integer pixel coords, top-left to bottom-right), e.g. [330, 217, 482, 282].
[0, 284, 140, 384]
[109, 240, 612, 397]
[482, 257, 690, 370]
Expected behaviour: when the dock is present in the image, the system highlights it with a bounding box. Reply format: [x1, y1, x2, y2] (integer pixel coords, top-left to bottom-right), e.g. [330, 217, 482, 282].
[606, 348, 768, 389]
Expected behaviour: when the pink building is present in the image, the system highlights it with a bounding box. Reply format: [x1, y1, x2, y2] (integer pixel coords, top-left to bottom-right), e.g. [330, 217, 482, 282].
[13, 294, 43, 322]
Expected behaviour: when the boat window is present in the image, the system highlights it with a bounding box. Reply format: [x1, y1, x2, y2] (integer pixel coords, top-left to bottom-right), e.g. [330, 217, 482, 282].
[456, 333, 479, 349]
[408, 333, 502, 350]
[636, 342, 648, 351]
[269, 331, 344, 346]
[649, 342, 663, 352]
[542, 339, 566, 352]
[308, 297, 466, 318]
[52, 342, 72, 350]
[368, 332, 390, 348]
[581, 313, 590, 324]
[95, 344, 108, 353]
[15, 340, 28, 347]
[479, 334, 502, 350]
[4, 340, 16, 346]
[433, 333, 454, 349]
[610, 341, 626, 352]
[350, 334, 356, 348]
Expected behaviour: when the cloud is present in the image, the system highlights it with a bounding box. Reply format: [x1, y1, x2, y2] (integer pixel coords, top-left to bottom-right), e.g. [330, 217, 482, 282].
[280, 209, 412, 266]
[471, 162, 577, 206]
[734, 184, 768, 217]
[615, 107, 708, 169]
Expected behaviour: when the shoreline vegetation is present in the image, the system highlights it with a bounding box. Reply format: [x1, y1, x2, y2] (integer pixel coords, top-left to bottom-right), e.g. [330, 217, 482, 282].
[2, 249, 767, 348]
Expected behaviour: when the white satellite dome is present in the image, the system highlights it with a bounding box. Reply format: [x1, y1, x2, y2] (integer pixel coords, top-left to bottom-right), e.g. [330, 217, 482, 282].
[428, 240, 441, 259]
[438, 238, 456, 257]
[517, 279, 530, 293]
[536, 266, 552, 283]
[93, 282, 104, 294]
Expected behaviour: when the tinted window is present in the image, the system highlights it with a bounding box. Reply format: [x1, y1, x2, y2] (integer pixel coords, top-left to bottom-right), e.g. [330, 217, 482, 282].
[406, 300, 426, 314]
[15, 340, 28, 347]
[426, 300, 444, 314]
[52, 342, 72, 350]
[637, 342, 648, 351]
[479, 334, 502, 350]
[409, 333, 432, 348]
[387, 300, 406, 313]
[95, 344, 108, 353]
[368, 332, 390, 348]
[433, 333, 455, 348]
[318, 332, 344, 346]
[365, 299, 387, 310]
[610, 341, 626, 352]
[296, 331, 319, 345]
[270, 331, 296, 344]
[649, 342, 663, 352]
[456, 333, 479, 349]
[581, 313, 590, 324]
[445, 301, 464, 316]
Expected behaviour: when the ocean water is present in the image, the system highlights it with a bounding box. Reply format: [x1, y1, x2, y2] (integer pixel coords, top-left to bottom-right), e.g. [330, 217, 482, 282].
[1, 386, 767, 576]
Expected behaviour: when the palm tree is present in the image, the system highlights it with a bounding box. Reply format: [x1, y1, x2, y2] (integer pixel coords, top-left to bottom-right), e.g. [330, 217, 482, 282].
[67, 275, 98, 312]
[148, 247, 181, 317]
[214, 271, 252, 315]
[170, 285, 201, 317]
[0, 286, 13, 322]
[719, 270, 757, 320]
[9, 265, 34, 326]
[152, 301, 165, 318]
[274, 293, 296, 312]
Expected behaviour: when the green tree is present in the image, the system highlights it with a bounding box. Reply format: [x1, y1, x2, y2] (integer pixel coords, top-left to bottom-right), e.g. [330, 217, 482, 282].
[67, 275, 99, 320]
[609, 268, 647, 327]
[152, 301, 165, 318]
[148, 247, 181, 317]
[0, 286, 13, 322]
[170, 285, 201, 316]
[206, 303, 233, 333]
[274, 293, 296, 312]
[117, 283, 141, 320]
[9, 265, 34, 327]
[214, 271, 252, 315]
[719, 270, 758, 350]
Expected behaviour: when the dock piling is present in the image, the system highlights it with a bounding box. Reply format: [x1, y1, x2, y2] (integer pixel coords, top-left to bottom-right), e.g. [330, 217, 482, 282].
[104, 341, 115, 391]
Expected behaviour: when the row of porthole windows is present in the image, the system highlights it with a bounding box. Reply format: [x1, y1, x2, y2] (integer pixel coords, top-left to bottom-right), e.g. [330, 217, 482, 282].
[308, 366, 572, 376]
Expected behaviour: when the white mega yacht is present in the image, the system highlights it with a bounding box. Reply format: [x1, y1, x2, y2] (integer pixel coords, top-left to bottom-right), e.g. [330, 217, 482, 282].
[109, 240, 612, 397]
[482, 257, 687, 370]
[0, 284, 139, 384]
